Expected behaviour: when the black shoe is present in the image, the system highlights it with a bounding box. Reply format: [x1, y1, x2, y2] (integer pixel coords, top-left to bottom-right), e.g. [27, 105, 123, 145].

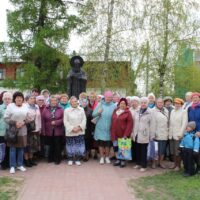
[93, 154, 98, 160]
[183, 172, 190, 177]
[24, 160, 32, 167]
[55, 161, 61, 165]
[30, 159, 37, 166]
[113, 160, 120, 166]
[120, 161, 126, 168]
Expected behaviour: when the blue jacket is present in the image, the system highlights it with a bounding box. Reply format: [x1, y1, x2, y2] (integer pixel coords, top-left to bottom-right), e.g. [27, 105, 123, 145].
[180, 131, 200, 152]
[188, 104, 200, 131]
[93, 100, 116, 141]
[0, 104, 8, 137]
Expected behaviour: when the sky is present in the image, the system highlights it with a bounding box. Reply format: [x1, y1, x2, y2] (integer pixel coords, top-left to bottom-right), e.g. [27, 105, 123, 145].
[0, 0, 11, 42]
[0, 0, 82, 53]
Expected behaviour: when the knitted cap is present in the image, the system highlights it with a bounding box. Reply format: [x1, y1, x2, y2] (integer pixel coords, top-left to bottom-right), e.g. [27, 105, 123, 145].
[187, 121, 196, 130]
[164, 96, 173, 103]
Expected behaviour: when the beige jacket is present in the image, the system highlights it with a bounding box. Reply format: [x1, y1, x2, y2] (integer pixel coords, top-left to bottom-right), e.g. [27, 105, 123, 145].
[64, 106, 86, 137]
[151, 107, 169, 140]
[169, 108, 188, 140]
[132, 108, 155, 144]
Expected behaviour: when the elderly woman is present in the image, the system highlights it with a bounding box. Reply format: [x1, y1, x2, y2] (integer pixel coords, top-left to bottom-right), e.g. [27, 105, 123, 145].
[147, 93, 157, 168]
[24, 95, 41, 167]
[42, 96, 64, 165]
[129, 96, 140, 162]
[36, 95, 46, 158]
[111, 98, 133, 167]
[88, 92, 98, 110]
[59, 94, 70, 110]
[152, 98, 169, 168]
[93, 91, 116, 164]
[4, 92, 29, 174]
[148, 93, 156, 109]
[41, 89, 50, 105]
[132, 97, 155, 172]
[188, 92, 200, 173]
[130, 96, 140, 116]
[64, 96, 86, 166]
[0, 92, 12, 169]
[183, 92, 193, 110]
[169, 98, 187, 170]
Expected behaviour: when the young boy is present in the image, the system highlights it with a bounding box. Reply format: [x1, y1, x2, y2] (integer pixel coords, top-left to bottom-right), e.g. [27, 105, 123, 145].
[180, 121, 200, 177]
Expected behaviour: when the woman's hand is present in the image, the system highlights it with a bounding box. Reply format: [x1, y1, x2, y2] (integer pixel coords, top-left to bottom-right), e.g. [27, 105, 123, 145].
[196, 132, 200, 137]
[51, 121, 56, 126]
[16, 121, 25, 128]
[98, 108, 103, 114]
[72, 126, 82, 133]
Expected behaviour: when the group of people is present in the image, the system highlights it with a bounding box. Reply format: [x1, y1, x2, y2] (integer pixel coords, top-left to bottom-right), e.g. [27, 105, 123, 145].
[0, 89, 200, 177]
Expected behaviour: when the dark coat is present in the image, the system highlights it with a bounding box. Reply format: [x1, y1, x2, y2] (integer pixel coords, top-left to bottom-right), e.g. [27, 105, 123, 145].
[42, 105, 64, 137]
[188, 104, 200, 131]
[84, 106, 95, 138]
[111, 107, 133, 141]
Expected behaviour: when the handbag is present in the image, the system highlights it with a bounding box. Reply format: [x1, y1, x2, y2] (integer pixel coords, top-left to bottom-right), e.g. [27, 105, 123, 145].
[117, 138, 132, 160]
[91, 103, 102, 124]
[4, 125, 18, 144]
[27, 120, 36, 132]
[91, 115, 101, 124]
[0, 143, 6, 163]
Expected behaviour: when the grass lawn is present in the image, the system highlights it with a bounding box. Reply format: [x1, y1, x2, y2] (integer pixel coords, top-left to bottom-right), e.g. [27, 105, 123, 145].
[0, 177, 22, 200]
[129, 171, 200, 200]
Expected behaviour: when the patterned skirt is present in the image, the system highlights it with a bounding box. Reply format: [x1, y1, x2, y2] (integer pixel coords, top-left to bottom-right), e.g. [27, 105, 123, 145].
[66, 135, 85, 158]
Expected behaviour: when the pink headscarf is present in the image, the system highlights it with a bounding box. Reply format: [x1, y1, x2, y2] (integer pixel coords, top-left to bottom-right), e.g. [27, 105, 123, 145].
[104, 91, 113, 98]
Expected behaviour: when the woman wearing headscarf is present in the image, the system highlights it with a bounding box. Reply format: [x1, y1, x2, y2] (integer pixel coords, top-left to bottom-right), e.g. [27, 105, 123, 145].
[169, 98, 187, 170]
[152, 98, 169, 168]
[111, 98, 133, 167]
[93, 91, 116, 164]
[24, 95, 41, 167]
[4, 92, 29, 174]
[0, 92, 12, 169]
[64, 96, 86, 166]
[132, 97, 155, 172]
[129, 96, 140, 162]
[79, 98, 94, 161]
[147, 93, 157, 168]
[36, 95, 46, 158]
[42, 96, 64, 165]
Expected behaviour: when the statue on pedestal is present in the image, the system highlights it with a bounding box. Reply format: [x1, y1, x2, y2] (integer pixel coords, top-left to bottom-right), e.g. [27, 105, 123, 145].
[67, 56, 87, 98]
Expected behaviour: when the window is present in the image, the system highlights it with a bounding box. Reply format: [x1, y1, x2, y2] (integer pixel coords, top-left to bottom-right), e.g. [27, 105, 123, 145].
[0, 68, 6, 80]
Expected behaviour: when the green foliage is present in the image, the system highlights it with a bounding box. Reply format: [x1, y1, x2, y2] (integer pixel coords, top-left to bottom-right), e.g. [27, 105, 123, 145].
[175, 65, 200, 98]
[4, 0, 81, 92]
[129, 171, 200, 200]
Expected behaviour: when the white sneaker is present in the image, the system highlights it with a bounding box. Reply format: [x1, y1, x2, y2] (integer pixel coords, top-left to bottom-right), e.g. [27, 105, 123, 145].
[10, 167, 15, 174]
[99, 157, 104, 164]
[140, 168, 147, 172]
[133, 165, 140, 169]
[105, 157, 111, 164]
[17, 166, 26, 172]
[68, 160, 73, 166]
[75, 161, 81, 166]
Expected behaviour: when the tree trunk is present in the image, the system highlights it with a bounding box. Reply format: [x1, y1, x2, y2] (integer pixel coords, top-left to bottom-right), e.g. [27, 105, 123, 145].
[159, 0, 169, 97]
[101, 0, 115, 92]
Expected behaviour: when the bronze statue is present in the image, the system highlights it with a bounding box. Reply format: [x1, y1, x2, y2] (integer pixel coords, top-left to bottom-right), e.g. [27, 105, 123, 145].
[67, 56, 87, 98]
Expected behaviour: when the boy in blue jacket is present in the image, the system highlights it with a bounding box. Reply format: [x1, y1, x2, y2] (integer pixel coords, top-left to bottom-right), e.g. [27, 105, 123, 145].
[180, 121, 200, 177]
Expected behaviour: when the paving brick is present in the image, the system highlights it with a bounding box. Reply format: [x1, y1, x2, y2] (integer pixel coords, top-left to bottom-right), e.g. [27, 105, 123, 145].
[0, 160, 167, 200]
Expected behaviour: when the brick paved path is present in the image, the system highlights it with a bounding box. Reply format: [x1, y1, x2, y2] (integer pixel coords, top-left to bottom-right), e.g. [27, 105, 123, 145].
[1, 160, 167, 200]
